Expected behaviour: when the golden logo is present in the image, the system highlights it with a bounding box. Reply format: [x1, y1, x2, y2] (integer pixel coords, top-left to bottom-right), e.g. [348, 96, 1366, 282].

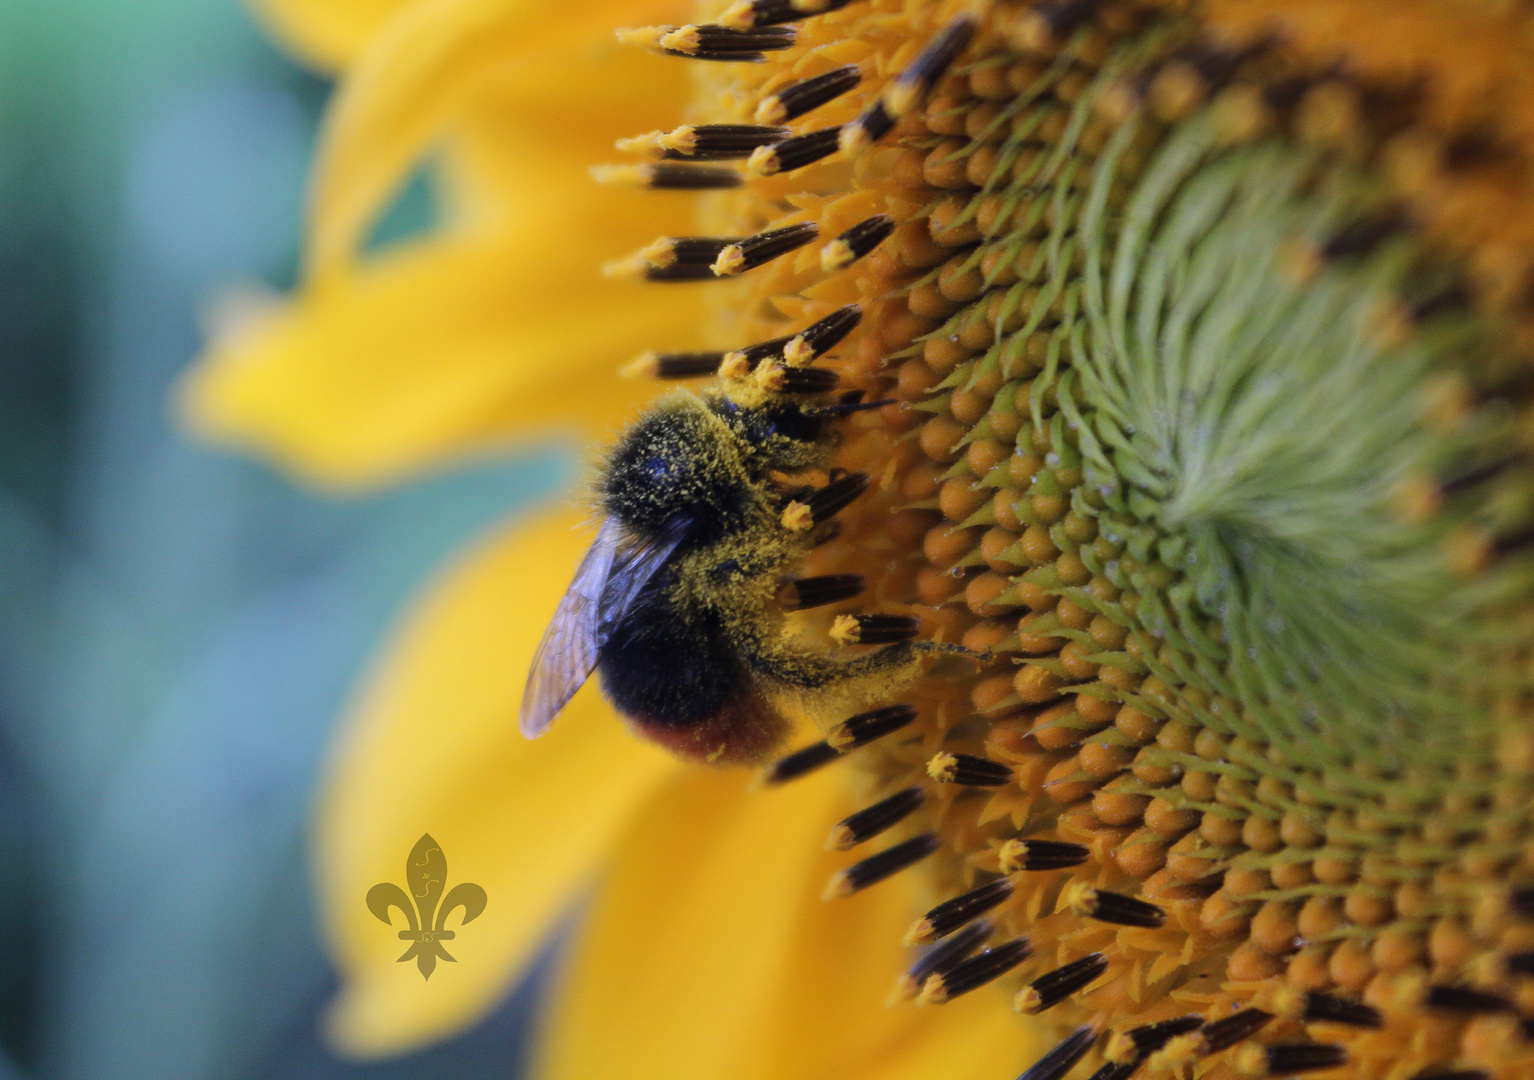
[366, 833, 487, 980]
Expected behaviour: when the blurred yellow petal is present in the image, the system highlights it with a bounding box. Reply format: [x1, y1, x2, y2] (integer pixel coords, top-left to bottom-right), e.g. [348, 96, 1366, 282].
[181, 228, 702, 488]
[316, 506, 686, 1057]
[248, 0, 412, 70]
[306, 0, 688, 278]
[538, 764, 1044, 1080]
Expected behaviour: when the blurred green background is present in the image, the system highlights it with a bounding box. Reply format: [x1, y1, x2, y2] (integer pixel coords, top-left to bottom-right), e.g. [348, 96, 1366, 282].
[0, 1, 564, 1076]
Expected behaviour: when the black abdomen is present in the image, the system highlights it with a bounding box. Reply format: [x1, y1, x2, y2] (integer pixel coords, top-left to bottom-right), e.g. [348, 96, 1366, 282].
[597, 579, 743, 727]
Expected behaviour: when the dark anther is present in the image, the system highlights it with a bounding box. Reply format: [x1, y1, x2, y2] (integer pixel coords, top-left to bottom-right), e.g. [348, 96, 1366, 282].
[1198, 1009, 1273, 1054]
[1411, 1071, 1490, 1080]
[927, 752, 1014, 786]
[755, 64, 862, 124]
[1507, 949, 1534, 976]
[833, 613, 920, 645]
[815, 397, 897, 417]
[1104, 1016, 1205, 1063]
[822, 215, 895, 272]
[644, 263, 727, 282]
[839, 101, 894, 155]
[633, 351, 726, 379]
[1244, 1044, 1347, 1076]
[721, 0, 860, 29]
[594, 163, 743, 189]
[1016, 953, 1109, 1014]
[908, 879, 1015, 944]
[712, 222, 820, 275]
[998, 838, 1090, 873]
[659, 124, 790, 160]
[762, 741, 839, 784]
[654, 23, 796, 60]
[883, 15, 976, 118]
[1301, 992, 1382, 1028]
[758, 362, 840, 394]
[897, 918, 992, 999]
[749, 127, 842, 175]
[825, 833, 939, 898]
[1510, 886, 1534, 917]
[1320, 208, 1406, 260]
[784, 305, 861, 365]
[828, 786, 924, 850]
[781, 574, 865, 610]
[1014, 1026, 1098, 1080]
[789, 471, 869, 526]
[919, 938, 1032, 1004]
[1066, 883, 1166, 928]
[1425, 985, 1514, 1014]
[1014, 0, 1102, 49]
[827, 703, 917, 750]
[1440, 453, 1528, 497]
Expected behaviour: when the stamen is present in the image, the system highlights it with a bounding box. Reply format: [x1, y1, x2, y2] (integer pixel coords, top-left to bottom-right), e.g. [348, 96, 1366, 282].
[782, 305, 861, 365]
[762, 741, 840, 784]
[1424, 985, 1514, 1014]
[1320, 208, 1406, 260]
[719, 0, 860, 29]
[1300, 992, 1383, 1028]
[749, 126, 844, 176]
[619, 24, 796, 61]
[1197, 1010, 1274, 1054]
[619, 123, 789, 160]
[1013, 0, 1103, 51]
[918, 937, 1032, 1004]
[998, 838, 1091, 872]
[1064, 882, 1166, 928]
[755, 64, 862, 124]
[1235, 1043, 1347, 1077]
[821, 214, 895, 271]
[712, 222, 819, 275]
[754, 360, 840, 393]
[893, 918, 992, 1001]
[907, 878, 1015, 945]
[1015, 1026, 1099, 1080]
[785, 471, 870, 531]
[827, 786, 925, 850]
[621, 351, 726, 379]
[1015, 953, 1109, 1014]
[927, 752, 1014, 786]
[823, 833, 939, 898]
[591, 163, 743, 189]
[839, 103, 893, 155]
[780, 573, 865, 610]
[606, 236, 741, 280]
[830, 613, 920, 645]
[882, 15, 976, 118]
[1104, 1016, 1206, 1063]
[826, 703, 917, 750]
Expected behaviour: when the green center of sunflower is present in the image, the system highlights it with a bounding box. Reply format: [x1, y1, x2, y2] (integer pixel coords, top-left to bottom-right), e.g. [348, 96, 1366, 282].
[603, 2, 1534, 1076]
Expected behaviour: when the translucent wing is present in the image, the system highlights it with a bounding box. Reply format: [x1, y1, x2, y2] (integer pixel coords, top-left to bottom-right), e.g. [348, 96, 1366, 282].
[519, 515, 691, 738]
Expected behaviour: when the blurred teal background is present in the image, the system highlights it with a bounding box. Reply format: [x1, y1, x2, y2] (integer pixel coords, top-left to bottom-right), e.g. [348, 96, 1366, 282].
[0, 1, 566, 1076]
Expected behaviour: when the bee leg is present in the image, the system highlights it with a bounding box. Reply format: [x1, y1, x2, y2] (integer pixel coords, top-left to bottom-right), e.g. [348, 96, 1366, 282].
[742, 636, 984, 694]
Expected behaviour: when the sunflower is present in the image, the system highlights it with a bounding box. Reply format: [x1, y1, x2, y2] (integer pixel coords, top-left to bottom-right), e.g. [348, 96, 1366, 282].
[187, 1, 1534, 1079]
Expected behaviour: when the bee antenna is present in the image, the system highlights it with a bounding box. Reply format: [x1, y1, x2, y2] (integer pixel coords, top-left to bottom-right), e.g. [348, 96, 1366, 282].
[815, 398, 897, 417]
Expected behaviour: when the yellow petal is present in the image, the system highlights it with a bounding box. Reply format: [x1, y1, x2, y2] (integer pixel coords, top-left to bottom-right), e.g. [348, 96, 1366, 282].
[180, 226, 705, 489]
[306, 0, 690, 279]
[316, 506, 686, 1057]
[537, 764, 1045, 1080]
[247, 0, 412, 71]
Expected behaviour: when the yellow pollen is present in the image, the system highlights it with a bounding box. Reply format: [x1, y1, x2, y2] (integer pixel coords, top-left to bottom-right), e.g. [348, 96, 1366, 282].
[780, 502, 813, 533]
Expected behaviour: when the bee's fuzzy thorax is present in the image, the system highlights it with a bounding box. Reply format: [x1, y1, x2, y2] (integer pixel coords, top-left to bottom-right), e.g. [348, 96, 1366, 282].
[585, 0, 1534, 1077]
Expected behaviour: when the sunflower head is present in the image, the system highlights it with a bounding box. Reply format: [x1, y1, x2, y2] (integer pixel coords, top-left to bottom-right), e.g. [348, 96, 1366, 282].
[593, 1, 1534, 1077]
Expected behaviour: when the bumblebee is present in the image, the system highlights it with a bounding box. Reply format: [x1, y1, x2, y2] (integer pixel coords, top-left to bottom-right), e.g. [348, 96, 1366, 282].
[520, 305, 961, 763]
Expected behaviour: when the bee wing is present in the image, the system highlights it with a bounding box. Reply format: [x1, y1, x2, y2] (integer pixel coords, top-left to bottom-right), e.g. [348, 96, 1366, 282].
[519, 515, 691, 738]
